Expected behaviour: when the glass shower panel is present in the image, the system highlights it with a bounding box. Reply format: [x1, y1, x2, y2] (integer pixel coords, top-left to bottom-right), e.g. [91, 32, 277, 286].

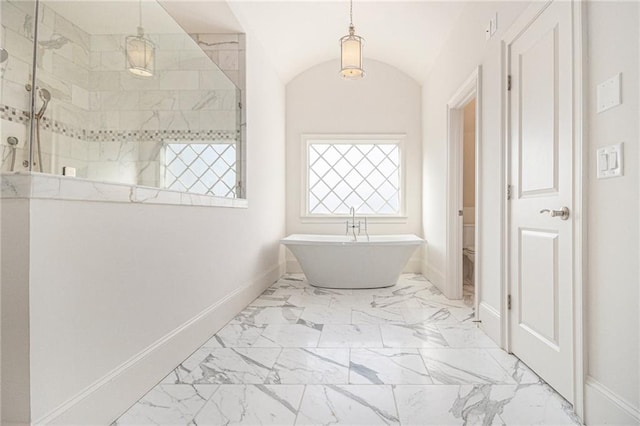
[1, 0, 37, 173]
[30, 0, 242, 198]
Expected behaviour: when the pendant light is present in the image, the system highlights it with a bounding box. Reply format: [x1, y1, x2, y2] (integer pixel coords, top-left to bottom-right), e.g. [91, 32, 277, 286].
[125, 0, 155, 77]
[339, 0, 365, 79]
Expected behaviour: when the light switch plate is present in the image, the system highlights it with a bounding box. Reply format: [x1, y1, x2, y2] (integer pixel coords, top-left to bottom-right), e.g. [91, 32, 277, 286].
[597, 143, 624, 179]
[597, 73, 622, 113]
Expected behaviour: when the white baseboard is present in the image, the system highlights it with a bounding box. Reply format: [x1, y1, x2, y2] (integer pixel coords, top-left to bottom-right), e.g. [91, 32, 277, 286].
[478, 301, 501, 347]
[422, 262, 444, 290]
[585, 376, 640, 425]
[39, 263, 283, 425]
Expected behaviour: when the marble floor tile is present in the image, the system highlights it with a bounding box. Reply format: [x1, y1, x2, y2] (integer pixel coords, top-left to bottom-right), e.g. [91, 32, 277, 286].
[420, 348, 516, 385]
[351, 307, 406, 324]
[273, 275, 308, 288]
[115, 384, 218, 425]
[371, 294, 426, 309]
[380, 323, 449, 348]
[287, 294, 333, 308]
[295, 385, 400, 425]
[402, 307, 461, 324]
[318, 324, 384, 348]
[416, 292, 471, 309]
[448, 306, 477, 323]
[437, 323, 500, 348]
[498, 384, 581, 425]
[266, 348, 350, 384]
[485, 349, 542, 385]
[329, 294, 376, 309]
[119, 274, 581, 425]
[393, 384, 508, 425]
[212, 323, 266, 347]
[255, 323, 323, 347]
[250, 295, 293, 307]
[231, 306, 304, 325]
[194, 384, 304, 425]
[298, 305, 352, 325]
[164, 347, 281, 384]
[270, 288, 308, 296]
[349, 348, 432, 385]
[306, 286, 354, 296]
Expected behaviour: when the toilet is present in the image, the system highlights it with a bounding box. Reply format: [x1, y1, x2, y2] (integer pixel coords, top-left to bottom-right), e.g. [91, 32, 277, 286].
[462, 225, 475, 284]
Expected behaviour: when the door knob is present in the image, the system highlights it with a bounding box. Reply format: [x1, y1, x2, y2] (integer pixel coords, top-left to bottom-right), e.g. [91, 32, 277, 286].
[539, 207, 570, 220]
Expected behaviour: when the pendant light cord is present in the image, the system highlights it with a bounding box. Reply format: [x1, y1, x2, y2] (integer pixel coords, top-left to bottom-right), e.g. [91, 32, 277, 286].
[138, 0, 143, 28]
[349, 0, 353, 26]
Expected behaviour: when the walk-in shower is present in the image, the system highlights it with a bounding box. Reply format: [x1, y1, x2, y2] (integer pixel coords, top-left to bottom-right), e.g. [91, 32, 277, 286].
[0, 0, 245, 198]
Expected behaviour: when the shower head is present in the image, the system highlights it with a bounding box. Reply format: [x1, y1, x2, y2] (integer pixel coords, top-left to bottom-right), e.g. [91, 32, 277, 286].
[0, 48, 8, 63]
[35, 88, 51, 119]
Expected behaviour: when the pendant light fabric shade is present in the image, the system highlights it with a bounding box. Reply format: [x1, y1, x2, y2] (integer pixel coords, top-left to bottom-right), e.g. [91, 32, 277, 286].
[126, 2, 155, 77]
[339, 0, 365, 79]
[340, 25, 364, 79]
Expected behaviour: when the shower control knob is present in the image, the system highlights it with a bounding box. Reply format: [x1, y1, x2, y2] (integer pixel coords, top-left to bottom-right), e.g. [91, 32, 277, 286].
[22, 160, 29, 168]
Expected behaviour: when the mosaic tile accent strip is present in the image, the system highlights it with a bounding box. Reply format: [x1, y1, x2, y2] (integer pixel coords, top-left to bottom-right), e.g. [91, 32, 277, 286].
[86, 129, 238, 143]
[0, 104, 30, 124]
[0, 104, 239, 143]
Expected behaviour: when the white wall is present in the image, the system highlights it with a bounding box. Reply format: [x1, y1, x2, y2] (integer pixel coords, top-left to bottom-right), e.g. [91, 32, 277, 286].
[421, 1, 529, 337]
[423, 0, 640, 423]
[584, 2, 640, 423]
[285, 59, 423, 271]
[1, 31, 286, 424]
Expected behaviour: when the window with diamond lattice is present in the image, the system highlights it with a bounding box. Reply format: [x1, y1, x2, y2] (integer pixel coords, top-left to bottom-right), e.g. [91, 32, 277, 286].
[165, 142, 236, 198]
[306, 138, 403, 216]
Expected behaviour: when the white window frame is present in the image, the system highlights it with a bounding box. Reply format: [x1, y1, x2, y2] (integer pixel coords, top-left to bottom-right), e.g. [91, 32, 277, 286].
[301, 133, 407, 222]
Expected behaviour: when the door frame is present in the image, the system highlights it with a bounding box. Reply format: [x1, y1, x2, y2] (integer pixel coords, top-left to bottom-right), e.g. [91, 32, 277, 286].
[501, 0, 586, 418]
[445, 66, 482, 313]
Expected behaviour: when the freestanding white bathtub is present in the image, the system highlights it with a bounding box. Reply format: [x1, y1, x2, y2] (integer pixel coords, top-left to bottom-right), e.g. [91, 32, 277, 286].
[280, 234, 425, 289]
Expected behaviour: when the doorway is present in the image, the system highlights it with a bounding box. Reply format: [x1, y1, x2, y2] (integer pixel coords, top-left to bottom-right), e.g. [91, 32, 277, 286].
[461, 99, 476, 308]
[445, 66, 481, 317]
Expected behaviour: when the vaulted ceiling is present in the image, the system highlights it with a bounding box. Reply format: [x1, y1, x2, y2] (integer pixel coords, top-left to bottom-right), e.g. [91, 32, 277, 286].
[164, 0, 468, 84]
[48, 0, 468, 84]
[228, 1, 466, 83]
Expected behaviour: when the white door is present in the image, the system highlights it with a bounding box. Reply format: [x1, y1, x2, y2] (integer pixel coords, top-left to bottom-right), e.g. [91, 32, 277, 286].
[508, 1, 574, 402]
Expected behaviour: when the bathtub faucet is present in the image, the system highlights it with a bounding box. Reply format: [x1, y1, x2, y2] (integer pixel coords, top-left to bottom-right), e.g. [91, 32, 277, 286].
[346, 207, 367, 242]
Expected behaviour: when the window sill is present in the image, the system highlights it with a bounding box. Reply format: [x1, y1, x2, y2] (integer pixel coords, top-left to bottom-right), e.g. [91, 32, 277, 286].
[0, 172, 248, 209]
[300, 215, 409, 225]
